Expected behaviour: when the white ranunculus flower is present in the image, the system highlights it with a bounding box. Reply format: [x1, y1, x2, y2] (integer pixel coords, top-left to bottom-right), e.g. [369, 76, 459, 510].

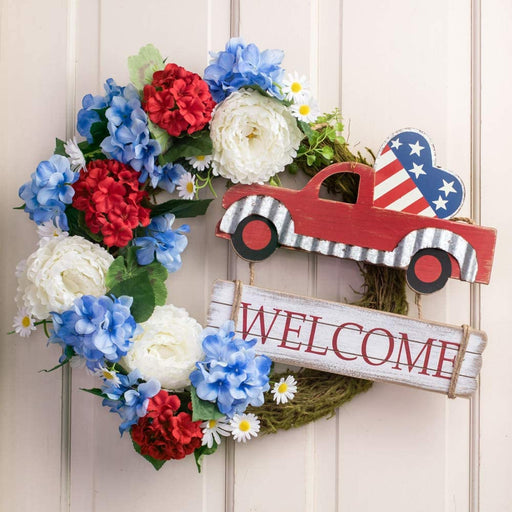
[16, 236, 114, 320]
[210, 89, 303, 184]
[122, 304, 204, 390]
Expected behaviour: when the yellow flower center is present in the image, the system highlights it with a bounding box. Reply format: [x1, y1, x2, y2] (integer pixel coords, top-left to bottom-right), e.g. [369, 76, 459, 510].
[52, 230, 60, 237]
[299, 104, 311, 116]
[103, 370, 115, 380]
[21, 316, 31, 328]
[186, 182, 194, 193]
[278, 382, 288, 394]
[239, 420, 251, 432]
[196, 155, 205, 161]
[291, 81, 302, 93]
[208, 420, 217, 429]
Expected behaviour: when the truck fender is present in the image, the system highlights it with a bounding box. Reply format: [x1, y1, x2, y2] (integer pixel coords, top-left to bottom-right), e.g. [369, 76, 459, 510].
[391, 228, 478, 283]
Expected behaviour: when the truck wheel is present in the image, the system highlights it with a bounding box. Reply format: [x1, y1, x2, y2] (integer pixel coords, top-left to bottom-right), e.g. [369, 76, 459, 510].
[231, 215, 279, 262]
[406, 248, 452, 294]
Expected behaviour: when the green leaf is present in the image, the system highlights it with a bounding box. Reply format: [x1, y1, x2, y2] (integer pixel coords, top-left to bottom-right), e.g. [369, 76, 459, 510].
[90, 119, 109, 148]
[149, 198, 213, 219]
[320, 145, 334, 161]
[148, 120, 172, 155]
[306, 154, 317, 166]
[299, 121, 314, 138]
[105, 255, 128, 290]
[55, 138, 67, 156]
[145, 261, 168, 306]
[109, 272, 156, 323]
[131, 437, 167, 470]
[66, 206, 102, 243]
[160, 130, 212, 163]
[128, 44, 165, 91]
[194, 441, 219, 473]
[81, 387, 107, 398]
[190, 386, 224, 422]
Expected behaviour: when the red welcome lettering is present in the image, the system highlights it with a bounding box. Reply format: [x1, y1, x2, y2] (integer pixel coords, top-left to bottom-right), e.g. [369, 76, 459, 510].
[361, 328, 394, 366]
[392, 333, 434, 375]
[304, 315, 327, 356]
[433, 340, 460, 380]
[241, 302, 281, 344]
[278, 310, 306, 351]
[332, 322, 361, 361]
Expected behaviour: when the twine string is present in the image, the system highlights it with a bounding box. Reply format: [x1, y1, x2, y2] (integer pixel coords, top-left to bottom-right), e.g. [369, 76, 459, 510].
[230, 280, 243, 324]
[415, 293, 423, 319]
[448, 324, 471, 399]
[249, 261, 255, 285]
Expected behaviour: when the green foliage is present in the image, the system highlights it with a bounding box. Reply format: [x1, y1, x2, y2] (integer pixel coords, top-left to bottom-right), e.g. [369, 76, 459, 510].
[128, 44, 165, 92]
[39, 346, 75, 373]
[54, 138, 67, 157]
[66, 206, 102, 243]
[149, 198, 213, 219]
[81, 387, 107, 398]
[148, 120, 172, 154]
[160, 129, 213, 163]
[131, 437, 167, 470]
[190, 386, 224, 422]
[194, 441, 219, 473]
[106, 247, 168, 322]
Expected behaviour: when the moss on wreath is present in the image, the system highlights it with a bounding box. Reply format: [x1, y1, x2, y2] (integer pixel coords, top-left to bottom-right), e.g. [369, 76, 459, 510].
[249, 125, 409, 435]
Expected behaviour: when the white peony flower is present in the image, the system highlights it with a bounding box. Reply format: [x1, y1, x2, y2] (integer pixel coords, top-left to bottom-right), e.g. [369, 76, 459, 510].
[210, 89, 303, 184]
[16, 236, 114, 320]
[122, 304, 204, 390]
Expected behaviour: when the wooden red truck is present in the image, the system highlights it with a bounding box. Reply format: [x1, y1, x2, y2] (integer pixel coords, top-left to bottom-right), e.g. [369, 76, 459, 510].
[215, 162, 497, 294]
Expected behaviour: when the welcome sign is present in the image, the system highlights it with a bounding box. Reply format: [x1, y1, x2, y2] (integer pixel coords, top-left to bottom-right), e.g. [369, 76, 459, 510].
[207, 280, 487, 397]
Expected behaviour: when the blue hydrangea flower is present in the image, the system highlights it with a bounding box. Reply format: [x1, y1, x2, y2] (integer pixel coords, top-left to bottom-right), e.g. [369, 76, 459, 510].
[19, 155, 78, 230]
[100, 84, 161, 176]
[133, 213, 190, 273]
[50, 294, 138, 371]
[204, 37, 285, 102]
[190, 320, 272, 417]
[77, 78, 124, 143]
[138, 162, 186, 192]
[101, 368, 161, 435]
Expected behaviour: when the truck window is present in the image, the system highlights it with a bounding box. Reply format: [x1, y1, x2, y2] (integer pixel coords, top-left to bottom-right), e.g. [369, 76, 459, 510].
[318, 172, 360, 204]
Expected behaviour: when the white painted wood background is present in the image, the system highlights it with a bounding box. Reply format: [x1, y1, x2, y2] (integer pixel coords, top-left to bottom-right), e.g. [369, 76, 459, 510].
[1, 0, 511, 510]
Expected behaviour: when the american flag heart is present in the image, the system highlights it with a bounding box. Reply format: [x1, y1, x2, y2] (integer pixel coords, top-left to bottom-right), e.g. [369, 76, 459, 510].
[373, 129, 465, 219]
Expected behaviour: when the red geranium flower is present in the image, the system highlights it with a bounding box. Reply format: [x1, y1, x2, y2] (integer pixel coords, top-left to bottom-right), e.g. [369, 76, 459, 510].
[72, 159, 150, 248]
[143, 63, 215, 137]
[131, 390, 203, 461]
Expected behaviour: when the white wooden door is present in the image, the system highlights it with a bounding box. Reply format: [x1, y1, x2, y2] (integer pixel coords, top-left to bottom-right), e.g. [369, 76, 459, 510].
[1, 0, 511, 510]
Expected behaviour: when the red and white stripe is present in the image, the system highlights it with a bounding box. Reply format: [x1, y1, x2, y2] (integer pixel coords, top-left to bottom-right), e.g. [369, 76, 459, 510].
[373, 145, 435, 217]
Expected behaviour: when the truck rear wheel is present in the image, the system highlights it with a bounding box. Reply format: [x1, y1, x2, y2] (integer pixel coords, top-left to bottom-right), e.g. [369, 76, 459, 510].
[231, 215, 279, 262]
[406, 248, 452, 294]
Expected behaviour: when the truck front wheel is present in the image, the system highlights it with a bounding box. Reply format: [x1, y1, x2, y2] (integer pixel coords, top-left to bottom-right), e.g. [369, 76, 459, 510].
[406, 248, 452, 294]
[231, 215, 279, 262]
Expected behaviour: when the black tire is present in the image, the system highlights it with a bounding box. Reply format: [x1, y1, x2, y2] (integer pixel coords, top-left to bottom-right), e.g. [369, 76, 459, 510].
[231, 215, 279, 262]
[406, 248, 452, 294]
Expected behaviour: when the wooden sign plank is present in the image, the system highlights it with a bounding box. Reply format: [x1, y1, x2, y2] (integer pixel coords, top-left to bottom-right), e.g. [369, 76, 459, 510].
[207, 280, 487, 397]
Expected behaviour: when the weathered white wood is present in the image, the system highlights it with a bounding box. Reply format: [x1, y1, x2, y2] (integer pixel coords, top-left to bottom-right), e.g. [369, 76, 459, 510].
[209, 280, 486, 396]
[480, 0, 512, 510]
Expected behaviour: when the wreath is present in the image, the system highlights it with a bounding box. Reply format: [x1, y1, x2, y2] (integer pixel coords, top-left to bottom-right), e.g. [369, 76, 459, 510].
[13, 39, 408, 471]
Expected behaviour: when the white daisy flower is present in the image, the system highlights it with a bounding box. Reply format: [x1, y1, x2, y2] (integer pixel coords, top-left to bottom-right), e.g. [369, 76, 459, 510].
[185, 154, 212, 171]
[64, 136, 86, 171]
[37, 221, 68, 241]
[201, 417, 232, 448]
[13, 308, 36, 338]
[230, 413, 260, 443]
[271, 375, 298, 404]
[177, 171, 196, 200]
[94, 366, 121, 387]
[290, 97, 320, 123]
[282, 72, 311, 102]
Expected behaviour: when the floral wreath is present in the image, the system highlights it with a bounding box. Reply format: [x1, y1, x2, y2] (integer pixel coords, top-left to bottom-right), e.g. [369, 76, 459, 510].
[13, 39, 407, 470]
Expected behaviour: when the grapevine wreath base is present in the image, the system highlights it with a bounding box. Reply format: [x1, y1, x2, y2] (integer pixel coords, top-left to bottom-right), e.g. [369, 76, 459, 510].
[13, 39, 410, 470]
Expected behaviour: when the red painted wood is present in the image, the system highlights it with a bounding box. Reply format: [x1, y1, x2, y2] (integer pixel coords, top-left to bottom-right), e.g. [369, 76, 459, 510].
[218, 162, 497, 285]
